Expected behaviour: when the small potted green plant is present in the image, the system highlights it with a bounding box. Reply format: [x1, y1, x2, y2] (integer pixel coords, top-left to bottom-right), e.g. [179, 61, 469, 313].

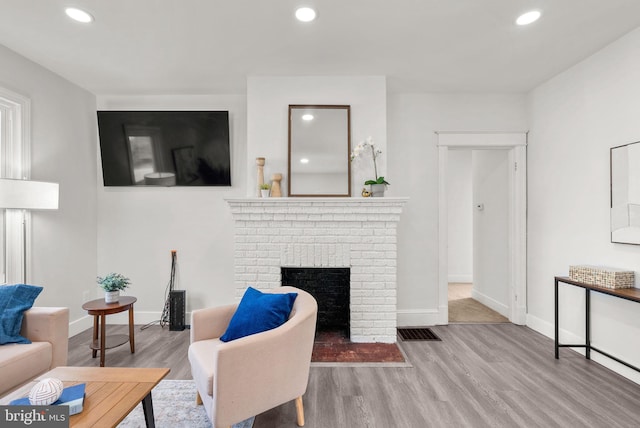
[97, 273, 131, 303]
[259, 183, 271, 198]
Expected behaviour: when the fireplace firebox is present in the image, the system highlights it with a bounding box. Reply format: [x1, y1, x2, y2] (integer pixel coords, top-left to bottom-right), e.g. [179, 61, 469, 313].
[282, 267, 350, 337]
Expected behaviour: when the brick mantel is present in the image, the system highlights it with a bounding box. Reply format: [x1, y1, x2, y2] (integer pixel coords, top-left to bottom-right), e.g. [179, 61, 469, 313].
[226, 197, 408, 343]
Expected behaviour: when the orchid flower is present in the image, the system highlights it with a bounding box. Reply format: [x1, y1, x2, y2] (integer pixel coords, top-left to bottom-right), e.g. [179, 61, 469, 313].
[349, 136, 389, 185]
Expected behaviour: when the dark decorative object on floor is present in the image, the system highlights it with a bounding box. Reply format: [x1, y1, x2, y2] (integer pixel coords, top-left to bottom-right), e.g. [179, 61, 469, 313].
[167, 251, 186, 331]
[397, 327, 442, 341]
[169, 290, 186, 331]
[141, 250, 185, 331]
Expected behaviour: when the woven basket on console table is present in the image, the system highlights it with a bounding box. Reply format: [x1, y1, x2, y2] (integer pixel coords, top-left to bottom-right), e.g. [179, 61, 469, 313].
[569, 265, 635, 289]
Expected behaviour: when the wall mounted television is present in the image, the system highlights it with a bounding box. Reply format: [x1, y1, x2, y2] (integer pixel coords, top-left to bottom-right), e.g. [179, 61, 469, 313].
[97, 111, 231, 187]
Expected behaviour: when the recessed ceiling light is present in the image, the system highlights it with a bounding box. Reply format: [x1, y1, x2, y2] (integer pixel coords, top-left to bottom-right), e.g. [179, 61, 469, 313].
[302, 114, 314, 121]
[295, 7, 317, 22]
[65, 7, 94, 23]
[300, 158, 310, 164]
[516, 10, 541, 26]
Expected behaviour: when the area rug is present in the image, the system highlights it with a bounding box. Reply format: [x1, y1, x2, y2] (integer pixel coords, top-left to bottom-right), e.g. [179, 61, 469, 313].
[311, 331, 409, 366]
[118, 380, 254, 428]
[449, 297, 509, 323]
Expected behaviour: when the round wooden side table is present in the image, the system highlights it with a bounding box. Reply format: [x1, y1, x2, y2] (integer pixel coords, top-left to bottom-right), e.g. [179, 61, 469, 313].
[82, 296, 137, 367]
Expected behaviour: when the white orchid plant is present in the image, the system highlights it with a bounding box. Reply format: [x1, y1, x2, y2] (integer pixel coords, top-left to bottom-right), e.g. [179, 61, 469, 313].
[350, 136, 389, 186]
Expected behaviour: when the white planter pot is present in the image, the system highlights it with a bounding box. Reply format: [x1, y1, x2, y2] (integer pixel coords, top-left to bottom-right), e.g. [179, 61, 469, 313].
[369, 183, 386, 197]
[104, 290, 120, 303]
[260, 189, 270, 198]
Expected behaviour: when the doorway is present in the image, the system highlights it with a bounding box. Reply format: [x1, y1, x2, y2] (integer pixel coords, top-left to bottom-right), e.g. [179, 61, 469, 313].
[437, 132, 527, 325]
[447, 149, 510, 323]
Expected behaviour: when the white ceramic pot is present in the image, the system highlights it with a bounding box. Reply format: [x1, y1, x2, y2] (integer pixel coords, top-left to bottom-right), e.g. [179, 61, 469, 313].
[369, 183, 386, 197]
[104, 290, 120, 303]
[260, 189, 270, 198]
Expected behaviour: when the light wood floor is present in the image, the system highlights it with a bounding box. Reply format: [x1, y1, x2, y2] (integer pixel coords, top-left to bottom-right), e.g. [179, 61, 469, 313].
[68, 324, 640, 427]
[449, 282, 509, 323]
[68, 324, 192, 380]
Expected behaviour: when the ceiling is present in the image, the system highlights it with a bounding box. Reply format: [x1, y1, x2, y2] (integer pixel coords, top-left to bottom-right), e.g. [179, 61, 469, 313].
[1, 0, 640, 95]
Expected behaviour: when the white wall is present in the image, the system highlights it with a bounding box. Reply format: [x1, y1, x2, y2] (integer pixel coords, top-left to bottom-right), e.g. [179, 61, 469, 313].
[527, 27, 640, 383]
[95, 95, 246, 328]
[471, 149, 509, 316]
[93, 83, 527, 332]
[447, 149, 472, 283]
[246, 76, 387, 197]
[0, 50, 529, 336]
[0, 44, 98, 326]
[388, 94, 527, 325]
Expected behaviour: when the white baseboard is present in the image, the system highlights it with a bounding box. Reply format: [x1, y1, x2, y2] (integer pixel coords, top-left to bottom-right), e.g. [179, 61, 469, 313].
[397, 308, 441, 327]
[512, 304, 527, 325]
[525, 313, 583, 346]
[448, 275, 473, 283]
[68, 311, 191, 338]
[69, 315, 93, 337]
[471, 289, 509, 317]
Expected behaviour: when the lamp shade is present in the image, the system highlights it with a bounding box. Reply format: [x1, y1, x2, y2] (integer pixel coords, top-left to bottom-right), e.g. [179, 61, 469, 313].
[0, 178, 59, 210]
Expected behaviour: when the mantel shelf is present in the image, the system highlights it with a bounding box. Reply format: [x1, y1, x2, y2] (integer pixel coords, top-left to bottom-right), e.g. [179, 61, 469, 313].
[226, 197, 409, 217]
[226, 197, 409, 204]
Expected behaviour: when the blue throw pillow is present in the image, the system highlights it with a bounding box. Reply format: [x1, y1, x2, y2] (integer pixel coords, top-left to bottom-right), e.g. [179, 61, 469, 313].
[220, 287, 297, 342]
[0, 284, 43, 345]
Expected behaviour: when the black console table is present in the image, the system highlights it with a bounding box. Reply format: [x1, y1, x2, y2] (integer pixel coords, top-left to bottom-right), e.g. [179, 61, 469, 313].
[555, 276, 640, 372]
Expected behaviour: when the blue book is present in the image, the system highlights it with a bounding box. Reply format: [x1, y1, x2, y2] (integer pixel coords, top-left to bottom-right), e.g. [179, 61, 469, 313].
[10, 383, 86, 415]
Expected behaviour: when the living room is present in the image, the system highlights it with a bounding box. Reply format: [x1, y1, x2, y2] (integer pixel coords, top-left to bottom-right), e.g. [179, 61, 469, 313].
[1, 1, 640, 427]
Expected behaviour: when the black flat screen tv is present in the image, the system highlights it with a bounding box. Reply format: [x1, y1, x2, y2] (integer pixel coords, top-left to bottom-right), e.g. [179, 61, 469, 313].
[97, 111, 231, 186]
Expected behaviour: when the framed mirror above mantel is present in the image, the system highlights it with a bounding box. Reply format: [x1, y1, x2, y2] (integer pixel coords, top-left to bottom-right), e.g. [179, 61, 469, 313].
[288, 105, 351, 197]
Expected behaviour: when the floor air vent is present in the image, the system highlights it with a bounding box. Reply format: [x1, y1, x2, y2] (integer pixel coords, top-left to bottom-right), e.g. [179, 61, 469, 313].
[398, 328, 441, 341]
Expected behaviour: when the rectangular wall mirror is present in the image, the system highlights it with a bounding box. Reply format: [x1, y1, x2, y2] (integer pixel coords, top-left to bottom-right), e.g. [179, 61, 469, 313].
[288, 105, 351, 197]
[611, 140, 640, 244]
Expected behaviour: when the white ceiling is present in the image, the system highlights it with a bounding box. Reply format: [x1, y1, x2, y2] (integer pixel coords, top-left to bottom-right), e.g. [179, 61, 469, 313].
[1, 0, 640, 95]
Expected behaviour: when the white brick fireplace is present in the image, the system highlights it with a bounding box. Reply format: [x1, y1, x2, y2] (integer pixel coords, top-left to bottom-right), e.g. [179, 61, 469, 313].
[226, 197, 408, 343]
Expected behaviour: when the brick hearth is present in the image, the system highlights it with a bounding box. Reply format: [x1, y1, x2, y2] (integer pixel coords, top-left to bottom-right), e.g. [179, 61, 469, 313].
[226, 197, 408, 343]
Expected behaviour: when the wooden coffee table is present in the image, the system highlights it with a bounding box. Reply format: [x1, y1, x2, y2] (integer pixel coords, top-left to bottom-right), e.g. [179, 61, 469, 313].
[0, 366, 169, 428]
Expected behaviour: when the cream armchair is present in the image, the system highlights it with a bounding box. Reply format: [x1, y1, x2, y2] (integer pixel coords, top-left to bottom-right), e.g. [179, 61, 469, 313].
[188, 286, 318, 428]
